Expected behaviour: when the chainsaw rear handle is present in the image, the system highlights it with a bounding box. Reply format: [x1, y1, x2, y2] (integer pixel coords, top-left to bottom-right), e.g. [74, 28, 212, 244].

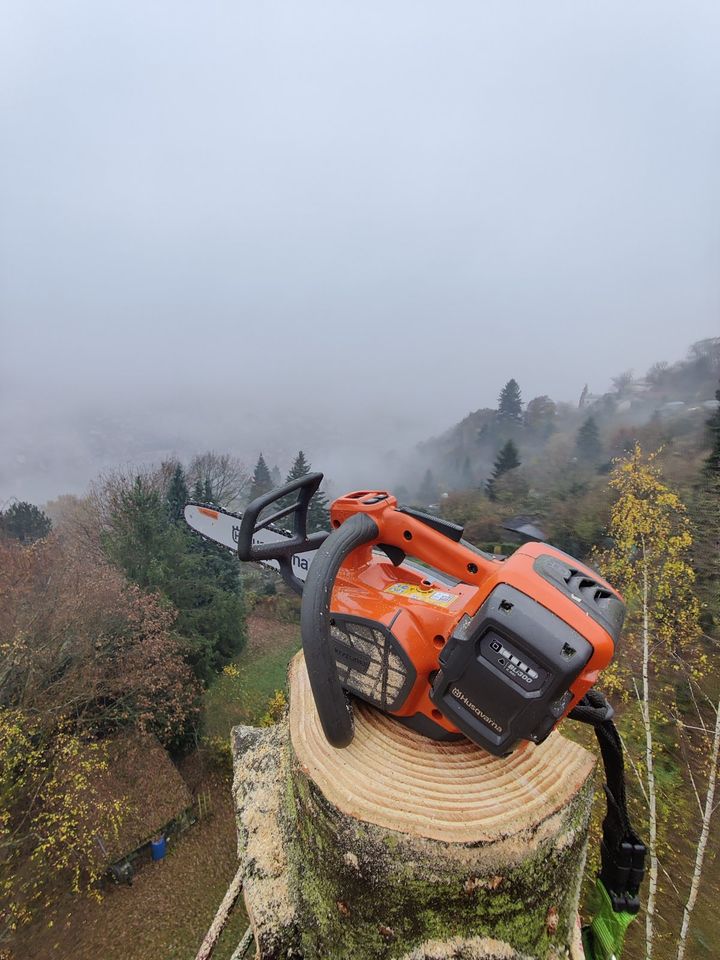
[301, 512, 380, 747]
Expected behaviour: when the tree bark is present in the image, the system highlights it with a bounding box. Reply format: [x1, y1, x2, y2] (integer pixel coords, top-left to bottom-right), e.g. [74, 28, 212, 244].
[233, 652, 595, 960]
[640, 547, 658, 960]
[676, 697, 720, 960]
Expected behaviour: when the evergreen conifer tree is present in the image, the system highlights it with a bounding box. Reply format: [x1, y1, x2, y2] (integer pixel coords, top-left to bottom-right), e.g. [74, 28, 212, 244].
[308, 489, 331, 533]
[418, 469, 440, 505]
[576, 416, 603, 463]
[486, 440, 521, 500]
[270, 465, 282, 487]
[286, 450, 311, 482]
[497, 379, 523, 423]
[284, 450, 330, 532]
[103, 474, 245, 681]
[0, 501, 52, 543]
[192, 478, 204, 501]
[166, 464, 190, 522]
[249, 454, 273, 501]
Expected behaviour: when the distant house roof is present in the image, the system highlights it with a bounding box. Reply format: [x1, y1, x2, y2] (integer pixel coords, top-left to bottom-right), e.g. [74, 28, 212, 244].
[502, 516, 548, 543]
[91, 733, 193, 865]
[579, 392, 605, 408]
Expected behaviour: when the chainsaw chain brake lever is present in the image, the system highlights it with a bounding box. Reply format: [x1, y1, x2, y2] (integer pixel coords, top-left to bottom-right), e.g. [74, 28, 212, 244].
[301, 512, 380, 748]
[236, 472, 329, 596]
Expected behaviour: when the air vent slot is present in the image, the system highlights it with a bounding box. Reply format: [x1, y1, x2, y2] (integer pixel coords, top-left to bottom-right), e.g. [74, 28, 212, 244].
[532, 552, 626, 642]
[566, 573, 612, 608]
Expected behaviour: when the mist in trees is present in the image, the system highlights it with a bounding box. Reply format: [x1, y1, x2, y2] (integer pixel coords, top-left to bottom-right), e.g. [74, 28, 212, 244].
[283, 450, 330, 532]
[497, 379, 523, 424]
[1, 341, 718, 956]
[187, 452, 250, 508]
[417, 468, 440, 506]
[486, 440, 521, 500]
[249, 454, 273, 501]
[576, 416, 603, 464]
[524, 395, 557, 439]
[166, 462, 190, 521]
[691, 380, 720, 632]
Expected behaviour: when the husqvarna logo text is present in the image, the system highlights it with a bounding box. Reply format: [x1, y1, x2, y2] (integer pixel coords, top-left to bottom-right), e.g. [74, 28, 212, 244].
[451, 687, 503, 733]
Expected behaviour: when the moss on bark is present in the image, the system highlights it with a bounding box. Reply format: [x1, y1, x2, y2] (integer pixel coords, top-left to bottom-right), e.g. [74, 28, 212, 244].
[282, 751, 593, 960]
[233, 683, 593, 959]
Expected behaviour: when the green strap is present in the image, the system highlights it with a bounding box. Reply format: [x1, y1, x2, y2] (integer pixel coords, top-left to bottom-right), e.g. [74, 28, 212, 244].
[582, 879, 637, 960]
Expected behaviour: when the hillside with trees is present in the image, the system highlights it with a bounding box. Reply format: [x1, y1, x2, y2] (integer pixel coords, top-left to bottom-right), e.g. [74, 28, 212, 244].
[407, 337, 720, 507]
[1, 343, 718, 960]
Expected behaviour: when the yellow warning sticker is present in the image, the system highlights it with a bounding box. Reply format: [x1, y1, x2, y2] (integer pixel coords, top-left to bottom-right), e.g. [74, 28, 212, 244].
[384, 582, 458, 608]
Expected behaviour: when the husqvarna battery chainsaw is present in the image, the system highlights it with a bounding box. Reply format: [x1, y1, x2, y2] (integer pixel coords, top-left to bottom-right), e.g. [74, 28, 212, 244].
[185, 472, 646, 960]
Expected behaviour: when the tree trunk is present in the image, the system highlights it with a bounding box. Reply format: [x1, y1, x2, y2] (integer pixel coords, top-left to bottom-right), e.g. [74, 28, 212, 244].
[676, 697, 720, 960]
[640, 550, 658, 960]
[233, 652, 595, 960]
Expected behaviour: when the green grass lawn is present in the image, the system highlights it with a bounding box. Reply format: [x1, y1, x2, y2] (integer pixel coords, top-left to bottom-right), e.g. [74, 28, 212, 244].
[203, 616, 301, 738]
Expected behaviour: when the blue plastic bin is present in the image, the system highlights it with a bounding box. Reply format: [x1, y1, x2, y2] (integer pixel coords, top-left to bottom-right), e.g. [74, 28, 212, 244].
[151, 836, 167, 861]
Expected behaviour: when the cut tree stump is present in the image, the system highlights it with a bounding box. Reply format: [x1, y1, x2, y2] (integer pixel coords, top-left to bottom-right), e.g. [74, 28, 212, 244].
[232, 652, 594, 960]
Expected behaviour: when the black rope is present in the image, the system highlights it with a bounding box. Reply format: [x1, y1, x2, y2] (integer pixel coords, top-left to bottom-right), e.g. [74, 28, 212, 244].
[569, 690, 646, 913]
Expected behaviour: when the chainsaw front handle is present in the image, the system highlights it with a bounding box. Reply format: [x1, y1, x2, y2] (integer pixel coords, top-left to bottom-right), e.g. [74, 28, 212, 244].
[300, 511, 380, 747]
[236, 473, 328, 595]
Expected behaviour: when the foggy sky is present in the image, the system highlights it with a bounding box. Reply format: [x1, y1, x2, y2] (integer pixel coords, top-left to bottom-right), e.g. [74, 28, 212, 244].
[1, 1, 719, 503]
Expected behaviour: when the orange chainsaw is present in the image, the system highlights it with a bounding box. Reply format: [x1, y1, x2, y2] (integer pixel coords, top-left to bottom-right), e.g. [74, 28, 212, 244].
[186, 471, 646, 951]
[187, 473, 622, 755]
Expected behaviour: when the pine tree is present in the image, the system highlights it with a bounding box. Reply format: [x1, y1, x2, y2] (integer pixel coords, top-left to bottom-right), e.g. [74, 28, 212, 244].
[486, 440, 521, 500]
[497, 379, 523, 423]
[103, 473, 246, 681]
[284, 450, 329, 532]
[192, 478, 204, 501]
[286, 451, 311, 483]
[270, 465, 282, 487]
[576, 416, 603, 463]
[166, 464, 190, 522]
[203, 478, 215, 504]
[0, 501, 52, 543]
[308, 490, 331, 533]
[418, 469, 439, 505]
[250, 454, 273, 501]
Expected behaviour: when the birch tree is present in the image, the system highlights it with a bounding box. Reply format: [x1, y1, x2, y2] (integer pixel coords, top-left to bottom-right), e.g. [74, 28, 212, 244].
[675, 688, 720, 960]
[596, 445, 700, 960]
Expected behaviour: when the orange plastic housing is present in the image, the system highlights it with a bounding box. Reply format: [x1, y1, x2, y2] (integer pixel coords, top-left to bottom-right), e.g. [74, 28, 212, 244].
[329, 491, 618, 736]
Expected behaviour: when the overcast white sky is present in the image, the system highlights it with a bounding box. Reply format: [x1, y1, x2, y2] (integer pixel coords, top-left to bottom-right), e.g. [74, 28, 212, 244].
[1, 1, 719, 500]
